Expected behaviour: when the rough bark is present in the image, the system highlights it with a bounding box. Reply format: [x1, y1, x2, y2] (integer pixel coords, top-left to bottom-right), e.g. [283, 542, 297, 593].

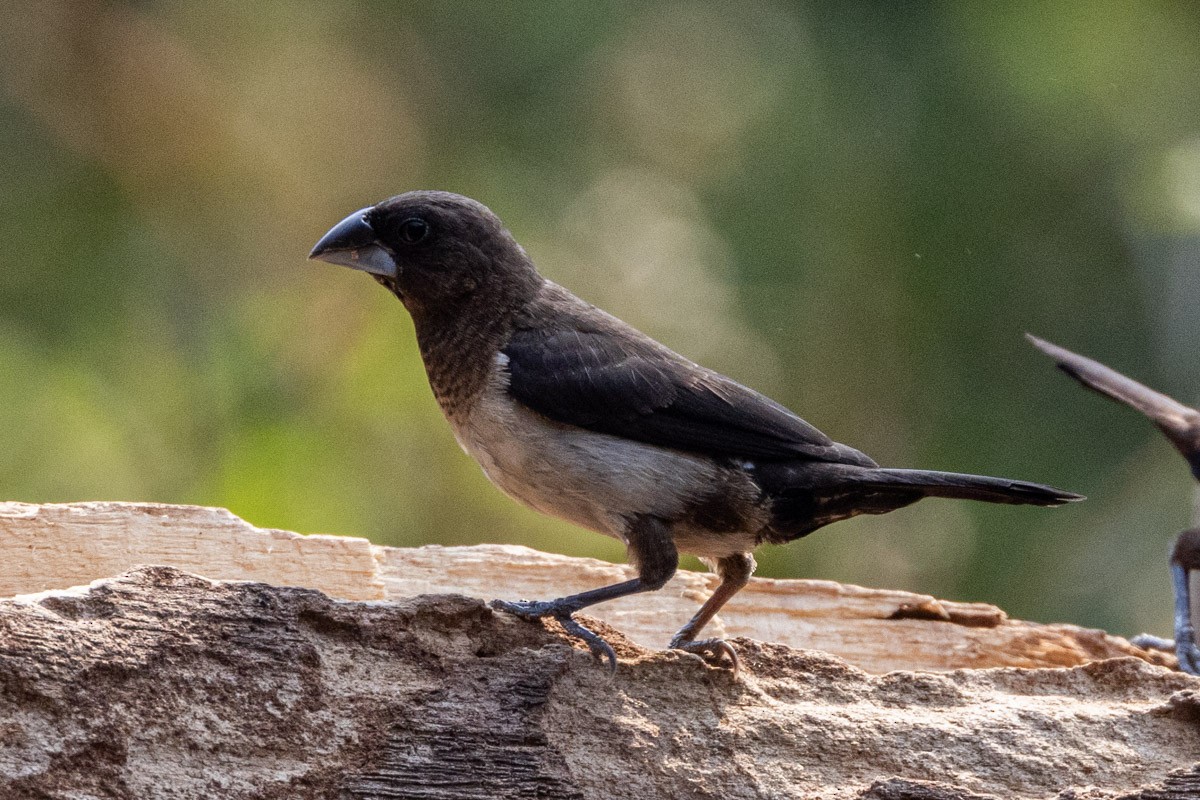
[1, 502, 1197, 798]
[0, 566, 1197, 799]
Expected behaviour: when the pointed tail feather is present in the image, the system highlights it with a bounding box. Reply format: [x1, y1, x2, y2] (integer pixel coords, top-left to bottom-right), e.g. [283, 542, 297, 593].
[857, 468, 1083, 506]
[756, 461, 1082, 541]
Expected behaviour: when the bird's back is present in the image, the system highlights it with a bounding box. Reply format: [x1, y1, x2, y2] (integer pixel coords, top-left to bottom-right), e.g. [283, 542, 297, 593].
[504, 281, 878, 468]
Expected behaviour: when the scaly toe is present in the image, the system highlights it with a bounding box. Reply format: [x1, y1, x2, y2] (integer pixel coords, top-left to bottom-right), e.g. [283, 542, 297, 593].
[1130, 633, 1176, 652]
[555, 613, 618, 672]
[1178, 643, 1200, 675]
[491, 600, 617, 671]
[490, 598, 563, 620]
[672, 637, 739, 674]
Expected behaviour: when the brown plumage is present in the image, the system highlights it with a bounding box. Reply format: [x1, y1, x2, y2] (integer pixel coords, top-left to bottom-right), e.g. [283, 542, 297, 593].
[310, 191, 1082, 670]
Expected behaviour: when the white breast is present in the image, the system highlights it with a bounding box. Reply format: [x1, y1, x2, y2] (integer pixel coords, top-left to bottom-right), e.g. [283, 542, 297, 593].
[446, 374, 720, 542]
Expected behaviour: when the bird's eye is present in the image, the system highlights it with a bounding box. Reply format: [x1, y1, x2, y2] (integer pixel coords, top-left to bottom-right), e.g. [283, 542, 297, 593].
[398, 217, 430, 244]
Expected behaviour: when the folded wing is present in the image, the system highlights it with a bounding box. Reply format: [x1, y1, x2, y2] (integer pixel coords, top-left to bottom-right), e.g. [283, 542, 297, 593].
[502, 319, 875, 466]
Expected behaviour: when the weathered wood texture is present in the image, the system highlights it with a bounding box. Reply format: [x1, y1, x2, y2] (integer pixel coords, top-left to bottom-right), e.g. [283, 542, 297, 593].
[0, 565, 1197, 799]
[0, 501, 1172, 673]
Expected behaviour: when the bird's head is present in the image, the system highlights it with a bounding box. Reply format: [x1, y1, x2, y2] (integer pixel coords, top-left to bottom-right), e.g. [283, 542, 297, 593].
[309, 191, 540, 313]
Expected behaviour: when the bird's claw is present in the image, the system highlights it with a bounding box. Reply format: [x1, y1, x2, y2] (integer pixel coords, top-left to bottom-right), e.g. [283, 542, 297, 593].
[1131, 633, 1175, 652]
[1180, 643, 1200, 675]
[490, 599, 617, 672]
[1130, 633, 1200, 675]
[554, 613, 618, 672]
[490, 598, 569, 620]
[671, 636, 739, 674]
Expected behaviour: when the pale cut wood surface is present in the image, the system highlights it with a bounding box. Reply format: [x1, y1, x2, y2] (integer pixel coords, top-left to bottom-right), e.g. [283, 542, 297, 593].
[0, 500, 1170, 673]
[0, 501, 385, 601]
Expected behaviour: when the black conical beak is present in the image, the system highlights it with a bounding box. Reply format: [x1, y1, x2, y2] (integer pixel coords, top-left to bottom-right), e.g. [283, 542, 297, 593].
[308, 208, 399, 278]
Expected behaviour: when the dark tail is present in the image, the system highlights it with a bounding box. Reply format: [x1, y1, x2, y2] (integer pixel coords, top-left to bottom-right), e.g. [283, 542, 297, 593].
[757, 461, 1082, 541]
[855, 468, 1083, 506]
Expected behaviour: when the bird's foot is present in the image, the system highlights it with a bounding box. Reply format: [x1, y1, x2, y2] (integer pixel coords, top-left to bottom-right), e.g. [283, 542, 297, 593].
[1130, 633, 1200, 675]
[1177, 623, 1200, 675]
[1180, 643, 1200, 675]
[491, 598, 617, 672]
[490, 598, 578, 620]
[670, 635, 739, 674]
[1131, 633, 1175, 652]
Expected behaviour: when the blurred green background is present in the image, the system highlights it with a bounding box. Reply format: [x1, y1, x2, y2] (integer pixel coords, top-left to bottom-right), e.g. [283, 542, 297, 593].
[1, 1, 1198, 638]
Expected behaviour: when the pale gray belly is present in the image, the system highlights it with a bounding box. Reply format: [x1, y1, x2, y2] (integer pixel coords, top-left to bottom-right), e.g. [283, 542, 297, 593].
[448, 391, 766, 558]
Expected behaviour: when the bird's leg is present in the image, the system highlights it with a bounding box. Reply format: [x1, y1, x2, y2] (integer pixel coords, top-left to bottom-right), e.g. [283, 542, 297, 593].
[668, 553, 755, 673]
[491, 516, 677, 670]
[1174, 529, 1200, 674]
[1131, 529, 1200, 675]
[1169, 560, 1200, 675]
[1132, 562, 1198, 673]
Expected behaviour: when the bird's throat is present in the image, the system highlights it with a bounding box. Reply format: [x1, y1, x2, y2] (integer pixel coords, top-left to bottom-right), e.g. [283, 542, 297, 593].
[413, 307, 515, 424]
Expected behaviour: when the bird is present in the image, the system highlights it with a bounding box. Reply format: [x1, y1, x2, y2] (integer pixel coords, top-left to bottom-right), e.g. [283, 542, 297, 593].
[309, 190, 1083, 671]
[1028, 333, 1200, 674]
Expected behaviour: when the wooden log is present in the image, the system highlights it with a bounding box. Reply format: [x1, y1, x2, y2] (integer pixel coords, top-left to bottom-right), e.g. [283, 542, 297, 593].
[0, 564, 1197, 799]
[0, 501, 1171, 673]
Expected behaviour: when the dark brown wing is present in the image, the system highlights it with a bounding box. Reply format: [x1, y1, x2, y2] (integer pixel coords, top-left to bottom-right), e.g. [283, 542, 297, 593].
[502, 319, 875, 466]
